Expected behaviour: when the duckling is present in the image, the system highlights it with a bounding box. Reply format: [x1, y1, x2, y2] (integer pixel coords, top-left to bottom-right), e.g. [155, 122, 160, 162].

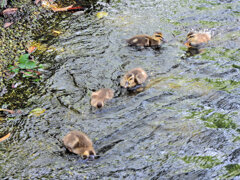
[184, 31, 211, 48]
[63, 130, 96, 159]
[127, 32, 165, 47]
[120, 68, 148, 89]
[91, 88, 114, 108]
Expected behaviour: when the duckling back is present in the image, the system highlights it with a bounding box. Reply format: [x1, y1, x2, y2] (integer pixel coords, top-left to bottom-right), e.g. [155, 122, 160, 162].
[127, 35, 152, 47]
[63, 130, 96, 158]
[127, 32, 164, 47]
[91, 88, 114, 108]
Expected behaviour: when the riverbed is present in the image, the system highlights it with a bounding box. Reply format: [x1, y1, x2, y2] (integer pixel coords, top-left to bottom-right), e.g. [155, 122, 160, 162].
[1, 0, 240, 179]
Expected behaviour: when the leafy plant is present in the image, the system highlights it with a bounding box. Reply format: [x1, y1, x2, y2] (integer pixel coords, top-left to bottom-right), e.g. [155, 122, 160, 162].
[9, 53, 43, 79]
[18, 54, 37, 69]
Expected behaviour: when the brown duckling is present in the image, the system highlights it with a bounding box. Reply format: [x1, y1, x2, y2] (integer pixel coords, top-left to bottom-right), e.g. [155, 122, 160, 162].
[91, 88, 114, 108]
[120, 68, 148, 89]
[127, 32, 165, 47]
[63, 130, 96, 159]
[184, 31, 211, 48]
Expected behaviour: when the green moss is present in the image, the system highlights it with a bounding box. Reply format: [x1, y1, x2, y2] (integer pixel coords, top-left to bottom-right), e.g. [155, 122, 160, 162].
[185, 109, 237, 129]
[233, 136, 240, 142]
[201, 112, 236, 129]
[181, 155, 222, 169]
[205, 78, 240, 93]
[196, 6, 209, 10]
[172, 30, 182, 36]
[199, 20, 221, 28]
[222, 164, 240, 179]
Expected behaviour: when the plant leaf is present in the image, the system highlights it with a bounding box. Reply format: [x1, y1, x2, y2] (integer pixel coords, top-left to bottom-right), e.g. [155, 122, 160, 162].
[4, 22, 13, 28]
[96, 12, 108, 19]
[0, 133, 11, 143]
[12, 68, 19, 73]
[19, 64, 26, 69]
[2, 8, 18, 16]
[25, 61, 37, 69]
[29, 108, 46, 117]
[19, 54, 30, 64]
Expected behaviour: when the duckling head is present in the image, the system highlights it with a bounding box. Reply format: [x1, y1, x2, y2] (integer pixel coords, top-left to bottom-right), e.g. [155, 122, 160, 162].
[91, 96, 104, 108]
[73, 147, 96, 159]
[123, 73, 137, 88]
[185, 31, 211, 48]
[153, 32, 165, 42]
[184, 32, 196, 47]
[82, 149, 96, 160]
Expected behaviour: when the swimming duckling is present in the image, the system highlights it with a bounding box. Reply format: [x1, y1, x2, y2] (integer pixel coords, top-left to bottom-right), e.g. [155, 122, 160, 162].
[91, 88, 114, 108]
[120, 68, 148, 89]
[184, 31, 211, 48]
[63, 130, 96, 159]
[127, 32, 165, 47]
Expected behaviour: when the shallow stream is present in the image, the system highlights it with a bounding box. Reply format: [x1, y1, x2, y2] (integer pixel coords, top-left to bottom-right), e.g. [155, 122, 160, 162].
[1, 0, 240, 179]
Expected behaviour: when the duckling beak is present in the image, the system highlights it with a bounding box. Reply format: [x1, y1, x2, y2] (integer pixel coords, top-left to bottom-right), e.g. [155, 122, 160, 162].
[184, 41, 191, 48]
[124, 82, 129, 88]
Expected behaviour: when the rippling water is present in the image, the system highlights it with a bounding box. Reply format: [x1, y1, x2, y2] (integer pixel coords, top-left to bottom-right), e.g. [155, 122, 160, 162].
[1, 0, 240, 179]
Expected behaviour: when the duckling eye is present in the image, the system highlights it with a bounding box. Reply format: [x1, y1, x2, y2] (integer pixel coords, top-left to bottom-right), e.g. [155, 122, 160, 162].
[89, 151, 94, 155]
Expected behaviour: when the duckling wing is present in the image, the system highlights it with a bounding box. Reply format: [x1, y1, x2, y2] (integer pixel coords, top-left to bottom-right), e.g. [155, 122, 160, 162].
[149, 38, 161, 46]
[136, 73, 147, 84]
[127, 35, 150, 47]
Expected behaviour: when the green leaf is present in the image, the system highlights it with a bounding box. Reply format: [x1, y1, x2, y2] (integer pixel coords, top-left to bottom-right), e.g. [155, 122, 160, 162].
[34, 78, 40, 82]
[25, 61, 37, 69]
[12, 68, 19, 73]
[38, 64, 44, 69]
[19, 64, 26, 69]
[19, 54, 30, 64]
[22, 72, 33, 77]
[29, 108, 46, 117]
[96, 11, 108, 19]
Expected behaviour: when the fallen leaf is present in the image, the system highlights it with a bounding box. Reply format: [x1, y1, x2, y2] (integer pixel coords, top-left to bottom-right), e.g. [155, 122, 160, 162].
[96, 11, 108, 19]
[41, 0, 56, 9]
[67, 6, 85, 11]
[29, 108, 46, 117]
[0, 117, 5, 121]
[52, 30, 62, 35]
[4, 22, 13, 28]
[0, 109, 14, 114]
[51, 5, 73, 12]
[3, 8, 18, 15]
[27, 46, 37, 54]
[0, 133, 10, 143]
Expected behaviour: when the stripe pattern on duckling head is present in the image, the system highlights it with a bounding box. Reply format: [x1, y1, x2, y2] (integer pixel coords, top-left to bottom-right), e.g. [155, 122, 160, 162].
[185, 30, 211, 48]
[121, 68, 148, 89]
